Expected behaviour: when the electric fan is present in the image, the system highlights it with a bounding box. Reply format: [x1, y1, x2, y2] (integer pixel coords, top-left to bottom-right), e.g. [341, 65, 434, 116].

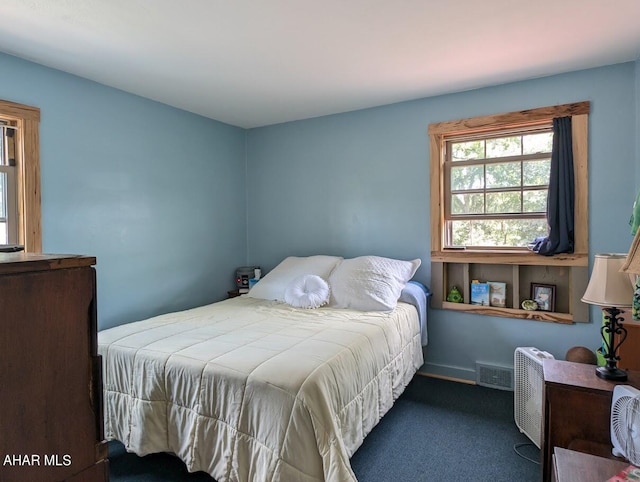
[514, 347, 555, 448]
[611, 384, 640, 465]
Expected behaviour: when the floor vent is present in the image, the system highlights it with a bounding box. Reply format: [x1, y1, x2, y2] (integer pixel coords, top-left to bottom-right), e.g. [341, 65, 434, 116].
[476, 362, 514, 390]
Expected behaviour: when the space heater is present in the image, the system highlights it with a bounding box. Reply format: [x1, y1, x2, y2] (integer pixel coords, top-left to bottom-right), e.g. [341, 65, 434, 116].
[514, 347, 555, 448]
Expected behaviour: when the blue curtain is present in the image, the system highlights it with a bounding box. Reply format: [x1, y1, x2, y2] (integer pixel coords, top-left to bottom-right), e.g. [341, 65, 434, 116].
[532, 116, 574, 256]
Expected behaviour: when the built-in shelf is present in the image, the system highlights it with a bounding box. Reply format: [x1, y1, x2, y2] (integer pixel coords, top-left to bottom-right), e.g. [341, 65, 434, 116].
[431, 253, 589, 324]
[441, 301, 575, 323]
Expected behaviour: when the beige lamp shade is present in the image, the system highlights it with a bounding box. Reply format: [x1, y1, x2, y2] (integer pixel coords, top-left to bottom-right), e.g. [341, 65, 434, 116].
[582, 253, 634, 307]
[620, 228, 640, 275]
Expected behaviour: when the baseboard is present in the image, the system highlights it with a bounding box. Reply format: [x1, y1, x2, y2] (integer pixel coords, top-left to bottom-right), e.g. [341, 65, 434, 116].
[417, 363, 476, 384]
[416, 371, 476, 385]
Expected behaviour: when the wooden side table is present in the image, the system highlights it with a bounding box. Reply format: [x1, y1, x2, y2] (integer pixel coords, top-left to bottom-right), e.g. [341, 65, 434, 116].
[541, 359, 640, 482]
[552, 447, 631, 482]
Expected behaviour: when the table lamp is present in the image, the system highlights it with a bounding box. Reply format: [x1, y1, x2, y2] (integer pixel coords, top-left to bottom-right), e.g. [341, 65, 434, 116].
[582, 253, 634, 381]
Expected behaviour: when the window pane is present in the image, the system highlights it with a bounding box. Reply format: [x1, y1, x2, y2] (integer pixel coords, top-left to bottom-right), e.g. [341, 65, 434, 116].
[0, 172, 5, 218]
[450, 218, 548, 247]
[449, 219, 470, 246]
[486, 191, 521, 213]
[523, 159, 551, 186]
[486, 161, 521, 188]
[451, 165, 484, 190]
[486, 136, 521, 158]
[522, 132, 553, 154]
[0, 171, 5, 244]
[451, 193, 484, 214]
[451, 140, 483, 161]
[524, 189, 547, 212]
[0, 126, 4, 166]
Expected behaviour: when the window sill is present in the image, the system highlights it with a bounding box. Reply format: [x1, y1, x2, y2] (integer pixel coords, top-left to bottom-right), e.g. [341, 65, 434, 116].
[441, 301, 574, 324]
[431, 250, 588, 267]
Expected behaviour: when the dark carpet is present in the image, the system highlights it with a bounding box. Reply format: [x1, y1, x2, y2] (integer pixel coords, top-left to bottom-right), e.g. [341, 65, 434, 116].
[108, 375, 539, 481]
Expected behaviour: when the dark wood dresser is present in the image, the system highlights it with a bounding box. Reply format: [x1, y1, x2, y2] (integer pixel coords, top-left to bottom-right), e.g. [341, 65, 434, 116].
[0, 253, 108, 482]
[541, 359, 640, 482]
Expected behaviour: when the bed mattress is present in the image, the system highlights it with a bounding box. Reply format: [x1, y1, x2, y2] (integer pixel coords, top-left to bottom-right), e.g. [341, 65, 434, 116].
[98, 295, 423, 481]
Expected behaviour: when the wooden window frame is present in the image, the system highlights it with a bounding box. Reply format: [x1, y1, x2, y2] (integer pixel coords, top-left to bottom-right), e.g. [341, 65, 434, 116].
[429, 101, 590, 268]
[443, 125, 553, 249]
[0, 99, 41, 253]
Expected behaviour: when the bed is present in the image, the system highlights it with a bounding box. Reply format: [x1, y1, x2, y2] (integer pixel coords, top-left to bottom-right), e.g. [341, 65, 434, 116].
[99, 255, 428, 482]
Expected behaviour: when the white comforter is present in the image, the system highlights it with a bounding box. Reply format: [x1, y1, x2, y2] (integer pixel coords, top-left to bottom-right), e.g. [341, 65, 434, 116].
[99, 296, 423, 482]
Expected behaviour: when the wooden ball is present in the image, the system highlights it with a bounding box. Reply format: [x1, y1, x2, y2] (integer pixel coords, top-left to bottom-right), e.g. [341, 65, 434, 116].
[565, 346, 597, 365]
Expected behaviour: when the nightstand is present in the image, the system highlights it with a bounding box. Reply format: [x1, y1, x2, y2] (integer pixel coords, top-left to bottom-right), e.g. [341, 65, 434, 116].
[541, 359, 640, 482]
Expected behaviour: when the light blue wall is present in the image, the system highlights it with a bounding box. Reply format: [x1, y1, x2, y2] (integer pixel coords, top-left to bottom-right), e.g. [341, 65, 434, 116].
[0, 52, 248, 330]
[247, 62, 639, 380]
[4, 49, 638, 379]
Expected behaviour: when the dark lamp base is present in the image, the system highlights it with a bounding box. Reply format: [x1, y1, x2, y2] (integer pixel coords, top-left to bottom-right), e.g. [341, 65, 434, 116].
[595, 366, 627, 381]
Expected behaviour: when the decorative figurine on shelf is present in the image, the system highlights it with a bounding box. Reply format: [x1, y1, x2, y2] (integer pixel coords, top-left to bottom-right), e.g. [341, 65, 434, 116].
[447, 286, 463, 303]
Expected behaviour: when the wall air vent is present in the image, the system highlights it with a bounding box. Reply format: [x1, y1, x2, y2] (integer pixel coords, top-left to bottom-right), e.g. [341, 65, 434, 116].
[476, 362, 514, 390]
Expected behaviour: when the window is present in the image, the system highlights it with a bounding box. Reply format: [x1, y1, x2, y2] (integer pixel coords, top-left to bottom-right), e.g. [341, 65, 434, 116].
[0, 122, 19, 244]
[0, 99, 41, 252]
[428, 102, 590, 322]
[429, 101, 589, 262]
[445, 127, 553, 248]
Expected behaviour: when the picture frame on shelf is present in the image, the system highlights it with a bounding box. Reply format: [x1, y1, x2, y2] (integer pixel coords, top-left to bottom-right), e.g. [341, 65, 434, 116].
[531, 283, 556, 312]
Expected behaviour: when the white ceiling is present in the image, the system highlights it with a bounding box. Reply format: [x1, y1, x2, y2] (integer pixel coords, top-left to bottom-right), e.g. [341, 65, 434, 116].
[1, 0, 639, 128]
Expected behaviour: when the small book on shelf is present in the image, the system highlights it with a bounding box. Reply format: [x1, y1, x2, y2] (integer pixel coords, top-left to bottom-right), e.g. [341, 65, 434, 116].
[487, 281, 506, 308]
[470, 282, 490, 306]
[607, 464, 640, 481]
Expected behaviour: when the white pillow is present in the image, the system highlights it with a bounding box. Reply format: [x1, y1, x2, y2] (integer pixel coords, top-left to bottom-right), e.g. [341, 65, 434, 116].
[284, 274, 330, 309]
[329, 255, 421, 311]
[247, 255, 342, 301]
